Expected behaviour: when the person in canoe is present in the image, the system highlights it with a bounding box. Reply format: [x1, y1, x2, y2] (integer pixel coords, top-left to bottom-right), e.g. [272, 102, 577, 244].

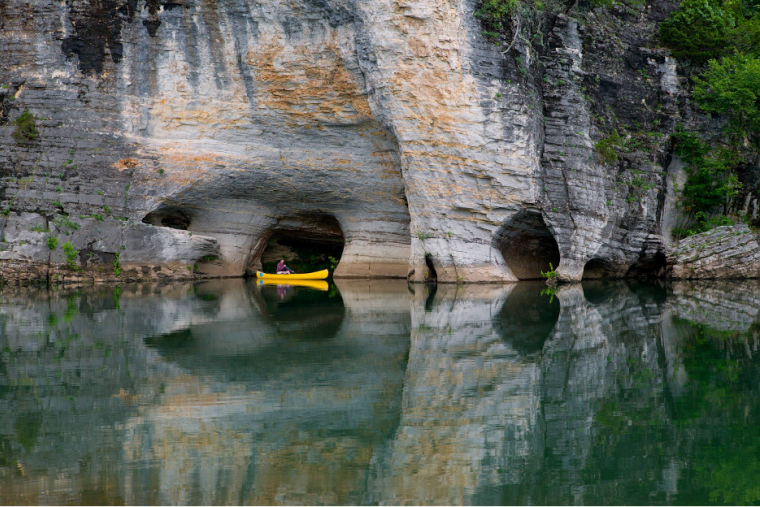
[276, 259, 296, 274]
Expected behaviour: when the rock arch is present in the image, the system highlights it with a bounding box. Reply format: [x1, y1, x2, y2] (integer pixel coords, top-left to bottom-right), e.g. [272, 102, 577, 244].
[254, 213, 345, 274]
[582, 258, 618, 279]
[493, 210, 561, 280]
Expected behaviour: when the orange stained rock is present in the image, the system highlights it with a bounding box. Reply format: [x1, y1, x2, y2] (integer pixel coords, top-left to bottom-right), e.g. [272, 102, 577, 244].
[246, 34, 373, 127]
[112, 158, 141, 171]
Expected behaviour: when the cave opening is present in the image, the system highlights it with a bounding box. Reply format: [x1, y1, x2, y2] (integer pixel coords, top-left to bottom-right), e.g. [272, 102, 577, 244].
[424, 254, 438, 282]
[259, 214, 345, 275]
[582, 258, 618, 279]
[493, 210, 561, 280]
[142, 208, 191, 230]
[626, 249, 668, 279]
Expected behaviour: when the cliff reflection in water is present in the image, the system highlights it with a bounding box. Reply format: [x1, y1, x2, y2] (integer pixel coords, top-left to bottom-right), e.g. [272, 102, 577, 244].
[1, 279, 760, 504]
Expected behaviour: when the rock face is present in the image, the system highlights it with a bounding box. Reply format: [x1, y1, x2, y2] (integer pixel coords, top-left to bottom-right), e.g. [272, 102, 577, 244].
[668, 225, 760, 279]
[0, 0, 753, 282]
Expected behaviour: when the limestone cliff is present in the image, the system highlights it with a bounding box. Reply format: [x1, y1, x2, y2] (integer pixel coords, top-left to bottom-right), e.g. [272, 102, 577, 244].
[0, 0, 755, 283]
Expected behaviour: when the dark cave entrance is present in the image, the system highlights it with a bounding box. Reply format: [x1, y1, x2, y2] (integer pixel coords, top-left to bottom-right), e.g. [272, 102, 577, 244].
[582, 258, 618, 279]
[259, 215, 345, 275]
[625, 249, 668, 279]
[493, 210, 561, 280]
[142, 207, 191, 230]
[424, 254, 438, 282]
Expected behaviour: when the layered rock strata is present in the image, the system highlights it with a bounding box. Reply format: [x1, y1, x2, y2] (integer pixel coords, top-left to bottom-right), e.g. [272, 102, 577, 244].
[668, 224, 760, 279]
[1, 0, 756, 283]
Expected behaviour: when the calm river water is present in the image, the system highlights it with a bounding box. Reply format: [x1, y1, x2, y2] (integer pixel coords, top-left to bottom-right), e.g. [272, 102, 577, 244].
[0, 279, 759, 505]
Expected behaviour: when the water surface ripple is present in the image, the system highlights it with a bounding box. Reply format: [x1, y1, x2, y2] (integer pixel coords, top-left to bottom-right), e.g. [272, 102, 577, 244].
[1, 279, 759, 505]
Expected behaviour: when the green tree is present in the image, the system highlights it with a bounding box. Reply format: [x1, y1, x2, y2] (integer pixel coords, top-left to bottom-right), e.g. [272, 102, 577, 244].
[693, 54, 760, 148]
[660, 0, 734, 63]
[660, 0, 760, 64]
[671, 129, 741, 236]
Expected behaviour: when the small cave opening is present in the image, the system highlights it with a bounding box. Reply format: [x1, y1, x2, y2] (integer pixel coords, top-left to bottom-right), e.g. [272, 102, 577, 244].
[258, 214, 345, 275]
[493, 210, 561, 280]
[424, 254, 438, 283]
[142, 208, 191, 230]
[626, 249, 668, 279]
[582, 258, 618, 279]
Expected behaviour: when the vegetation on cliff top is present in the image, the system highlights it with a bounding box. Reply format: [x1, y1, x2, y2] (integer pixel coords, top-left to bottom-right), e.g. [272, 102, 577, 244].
[659, 0, 760, 236]
[659, 0, 760, 64]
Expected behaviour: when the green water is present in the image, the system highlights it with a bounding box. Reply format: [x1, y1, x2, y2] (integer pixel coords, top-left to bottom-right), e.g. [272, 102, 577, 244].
[0, 279, 759, 505]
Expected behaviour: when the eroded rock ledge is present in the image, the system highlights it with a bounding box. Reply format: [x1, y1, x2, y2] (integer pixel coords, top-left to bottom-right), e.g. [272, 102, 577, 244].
[0, 0, 757, 284]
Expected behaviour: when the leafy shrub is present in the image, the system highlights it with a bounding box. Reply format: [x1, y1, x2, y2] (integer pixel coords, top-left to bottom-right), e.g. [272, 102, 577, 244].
[672, 129, 741, 224]
[693, 54, 760, 147]
[541, 262, 558, 279]
[47, 236, 58, 250]
[113, 252, 121, 276]
[673, 213, 734, 237]
[595, 129, 625, 164]
[660, 0, 760, 64]
[62, 241, 79, 271]
[660, 0, 737, 63]
[475, 0, 518, 38]
[12, 109, 39, 143]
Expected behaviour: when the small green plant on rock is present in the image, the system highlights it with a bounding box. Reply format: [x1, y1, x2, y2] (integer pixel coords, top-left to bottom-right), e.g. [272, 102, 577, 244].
[47, 236, 58, 250]
[595, 129, 625, 164]
[12, 109, 39, 143]
[113, 252, 121, 276]
[541, 263, 558, 280]
[62, 241, 79, 271]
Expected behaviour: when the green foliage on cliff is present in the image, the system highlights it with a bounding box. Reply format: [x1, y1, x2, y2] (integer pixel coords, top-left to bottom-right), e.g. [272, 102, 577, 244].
[475, 0, 519, 39]
[671, 129, 741, 236]
[694, 53, 760, 147]
[595, 129, 624, 164]
[12, 109, 39, 143]
[62, 241, 79, 271]
[660, 0, 760, 64]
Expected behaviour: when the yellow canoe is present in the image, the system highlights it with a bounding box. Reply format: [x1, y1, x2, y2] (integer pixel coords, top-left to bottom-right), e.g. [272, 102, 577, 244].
[257, 279, 329, 291]
[255, 269, 329, 281]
